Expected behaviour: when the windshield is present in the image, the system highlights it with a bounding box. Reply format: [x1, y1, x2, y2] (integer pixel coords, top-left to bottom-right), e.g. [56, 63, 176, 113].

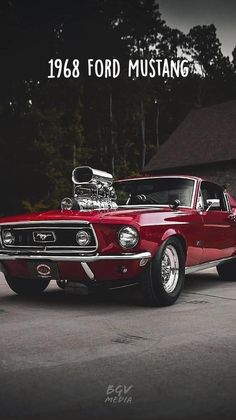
[114, 178, 195, 207]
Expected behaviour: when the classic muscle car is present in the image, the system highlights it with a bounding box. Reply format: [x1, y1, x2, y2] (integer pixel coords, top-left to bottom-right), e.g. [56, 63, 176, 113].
[0, 166, 236, 306]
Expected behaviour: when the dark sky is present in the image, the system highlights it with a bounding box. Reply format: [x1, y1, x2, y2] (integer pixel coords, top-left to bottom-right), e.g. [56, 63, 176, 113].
[158, 0, 236, 58]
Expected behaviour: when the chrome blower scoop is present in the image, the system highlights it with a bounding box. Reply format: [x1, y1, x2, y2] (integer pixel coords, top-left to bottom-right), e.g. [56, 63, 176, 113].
[61, 166, 117, 211]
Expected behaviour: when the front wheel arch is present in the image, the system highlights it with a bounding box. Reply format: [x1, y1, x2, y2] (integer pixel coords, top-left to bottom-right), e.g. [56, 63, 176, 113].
[160, 231, 187, 260]
[173, 234, 187, 260]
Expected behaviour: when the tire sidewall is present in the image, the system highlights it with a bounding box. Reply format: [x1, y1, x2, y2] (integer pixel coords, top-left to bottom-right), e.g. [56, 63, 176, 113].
[5, 276, 50, 295]
[147, 237, 185, 306]
[217, 259, 236, 281]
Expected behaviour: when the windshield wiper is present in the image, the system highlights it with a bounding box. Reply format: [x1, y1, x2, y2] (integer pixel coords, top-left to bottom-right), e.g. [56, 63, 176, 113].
[135, 194, 159, 204]
[135, 195, 181, 209]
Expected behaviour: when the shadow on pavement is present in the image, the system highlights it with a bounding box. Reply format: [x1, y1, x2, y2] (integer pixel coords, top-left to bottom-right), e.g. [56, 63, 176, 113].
[185, 268, 222, 290]
[0, 268, 230, 310]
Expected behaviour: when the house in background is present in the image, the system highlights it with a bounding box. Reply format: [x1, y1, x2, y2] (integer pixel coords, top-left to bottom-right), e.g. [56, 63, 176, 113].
[144, 100, 236, 197]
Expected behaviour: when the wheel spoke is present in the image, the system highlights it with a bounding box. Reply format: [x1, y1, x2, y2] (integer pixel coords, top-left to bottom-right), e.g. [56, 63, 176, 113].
[161, 245, 179, 293]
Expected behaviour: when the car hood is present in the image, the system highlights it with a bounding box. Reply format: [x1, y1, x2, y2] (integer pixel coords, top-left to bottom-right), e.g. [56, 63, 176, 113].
[0, 206, 191, 227]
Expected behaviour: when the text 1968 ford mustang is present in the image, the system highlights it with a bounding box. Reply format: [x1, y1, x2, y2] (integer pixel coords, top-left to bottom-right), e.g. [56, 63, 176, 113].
[0, 166, 236, 306]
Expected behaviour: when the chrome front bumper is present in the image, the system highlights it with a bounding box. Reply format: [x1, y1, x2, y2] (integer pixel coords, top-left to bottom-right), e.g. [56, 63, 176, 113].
[0, 251, 152, 281]
[0, 251, 151, 262]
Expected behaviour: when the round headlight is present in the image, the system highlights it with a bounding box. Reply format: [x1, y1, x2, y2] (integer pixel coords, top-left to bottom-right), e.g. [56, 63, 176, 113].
[118, 226, 139, 249]
[2, 230, 15, 246]
[61, 197, 73, 210]
[76, 230, 91, 246]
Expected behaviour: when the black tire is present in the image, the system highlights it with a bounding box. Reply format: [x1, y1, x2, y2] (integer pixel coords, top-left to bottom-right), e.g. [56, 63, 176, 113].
[217, 259, 236, 281]
[5, 276, 50, 296]
[141, 237, 185, 307]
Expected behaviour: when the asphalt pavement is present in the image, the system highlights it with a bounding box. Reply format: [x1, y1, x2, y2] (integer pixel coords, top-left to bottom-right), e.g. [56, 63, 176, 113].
[1, 269, 236, 420]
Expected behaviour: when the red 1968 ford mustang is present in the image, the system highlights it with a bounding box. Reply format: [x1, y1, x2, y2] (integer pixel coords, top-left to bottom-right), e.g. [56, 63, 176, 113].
[0, 166, 236, 306]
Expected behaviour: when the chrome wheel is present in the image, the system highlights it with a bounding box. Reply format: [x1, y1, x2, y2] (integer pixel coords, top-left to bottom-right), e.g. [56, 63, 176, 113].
[141, 237, 185, 306]
[161, 245, 179, 293]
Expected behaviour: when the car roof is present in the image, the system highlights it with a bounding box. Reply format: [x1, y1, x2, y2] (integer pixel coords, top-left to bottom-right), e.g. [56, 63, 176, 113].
[114, 174, 201, 183]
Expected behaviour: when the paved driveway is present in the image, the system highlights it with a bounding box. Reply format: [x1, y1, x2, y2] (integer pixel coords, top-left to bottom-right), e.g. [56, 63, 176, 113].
[1, 269, 236, 420]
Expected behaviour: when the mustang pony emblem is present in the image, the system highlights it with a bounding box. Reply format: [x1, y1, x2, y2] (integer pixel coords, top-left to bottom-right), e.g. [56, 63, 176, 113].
[33, 231, 56, 243]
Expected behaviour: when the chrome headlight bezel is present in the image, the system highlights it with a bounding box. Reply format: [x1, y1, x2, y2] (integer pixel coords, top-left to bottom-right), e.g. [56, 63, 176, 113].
[76, 230, 91, 246]
[118, 226, 139, 249]
[61, 197, 73, 211]
[2, 229, 15, 246]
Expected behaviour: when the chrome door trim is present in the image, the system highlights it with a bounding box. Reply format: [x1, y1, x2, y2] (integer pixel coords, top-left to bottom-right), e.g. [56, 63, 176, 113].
[185, 256, 236, 274]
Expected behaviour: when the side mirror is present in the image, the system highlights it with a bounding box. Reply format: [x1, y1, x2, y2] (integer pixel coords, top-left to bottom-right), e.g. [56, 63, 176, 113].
[231, 205, 236, 215]
[170, 199, 181, 210]
[206, 199, 220, 211]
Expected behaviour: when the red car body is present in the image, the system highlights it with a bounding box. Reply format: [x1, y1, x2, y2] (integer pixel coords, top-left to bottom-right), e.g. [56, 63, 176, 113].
[0, 173, 236, 305]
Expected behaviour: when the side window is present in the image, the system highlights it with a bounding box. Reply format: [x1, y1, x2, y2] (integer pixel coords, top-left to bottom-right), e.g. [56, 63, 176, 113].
[200, 181, 227, 211]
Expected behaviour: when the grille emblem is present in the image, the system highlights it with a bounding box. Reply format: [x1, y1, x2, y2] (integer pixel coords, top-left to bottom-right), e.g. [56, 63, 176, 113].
[33, 231, 56, 243]
[36, 264, 51, 277]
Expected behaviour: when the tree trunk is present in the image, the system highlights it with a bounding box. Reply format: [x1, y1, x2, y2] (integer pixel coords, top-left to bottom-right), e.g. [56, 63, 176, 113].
[155, 100, 160, 149]
[140, 99, 146, 170]
[109, 89, 115, 174]
[97, 125, 103, 166]
[73, 143, 76, 167]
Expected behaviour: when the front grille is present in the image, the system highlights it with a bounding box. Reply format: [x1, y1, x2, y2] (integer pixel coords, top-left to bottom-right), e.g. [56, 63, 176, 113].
[0, 222, 98, 254]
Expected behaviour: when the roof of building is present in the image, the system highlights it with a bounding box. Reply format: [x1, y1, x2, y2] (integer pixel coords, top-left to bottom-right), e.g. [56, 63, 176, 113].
[144, 100, 236, 172]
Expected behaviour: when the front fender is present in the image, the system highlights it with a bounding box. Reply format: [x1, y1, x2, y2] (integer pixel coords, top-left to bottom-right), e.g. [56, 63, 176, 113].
[140, 225, 187, 259]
